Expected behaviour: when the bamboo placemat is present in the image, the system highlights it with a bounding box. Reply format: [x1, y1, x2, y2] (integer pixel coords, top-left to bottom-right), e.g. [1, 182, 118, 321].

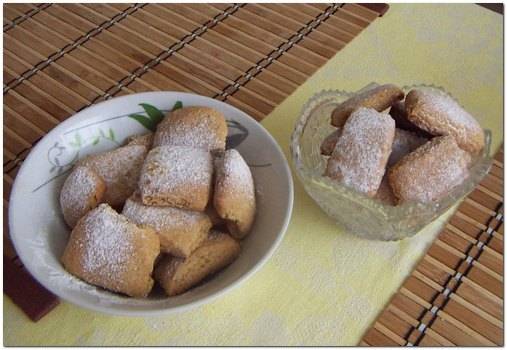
[361, 148, 504, 346]
[3, 3, 388, 320]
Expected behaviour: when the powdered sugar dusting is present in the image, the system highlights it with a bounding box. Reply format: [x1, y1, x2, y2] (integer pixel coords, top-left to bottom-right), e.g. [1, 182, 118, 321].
[326, 107, 395, 195]
[139, 145, 212, 198]
[220, 149, 255, 200]
[78, 145, 148, 206]
[60, 166, 102, 227]
[153, 108, 226, 150]
[415, 90, 479, 129]
[77, 205, 134, 282]
[389, 136, 471, 203]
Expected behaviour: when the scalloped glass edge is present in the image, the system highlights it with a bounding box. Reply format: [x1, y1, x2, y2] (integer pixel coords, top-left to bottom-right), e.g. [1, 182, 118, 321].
[290, 84, 493, 240]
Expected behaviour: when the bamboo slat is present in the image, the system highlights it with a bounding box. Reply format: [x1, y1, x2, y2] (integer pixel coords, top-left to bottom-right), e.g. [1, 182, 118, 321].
[3, 3, 388, 321]
[362, 146, 504, 346]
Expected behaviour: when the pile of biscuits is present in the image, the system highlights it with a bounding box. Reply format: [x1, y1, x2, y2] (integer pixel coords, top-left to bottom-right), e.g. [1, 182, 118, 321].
[322, 84, 485, 205]
[59, 107, 256, 298]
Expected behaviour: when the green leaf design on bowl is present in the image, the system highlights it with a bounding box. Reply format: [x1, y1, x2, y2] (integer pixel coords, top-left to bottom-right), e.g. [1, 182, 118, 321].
[128, 101, 182, 131]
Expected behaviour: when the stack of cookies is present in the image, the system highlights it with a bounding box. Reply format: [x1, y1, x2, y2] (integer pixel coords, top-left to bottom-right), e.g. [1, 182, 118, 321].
[59, 107, 256, 298]
[322, 84, 485, 205]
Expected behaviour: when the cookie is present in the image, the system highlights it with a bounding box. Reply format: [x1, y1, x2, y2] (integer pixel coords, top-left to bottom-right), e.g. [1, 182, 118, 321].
[77, 145, 148, 208]
[325, 107, 395, 197]
[139, 145, 213, 211]
[213, 149, 256, 239]
[125, 132, 153, 148]
[153, 106, 227, 151]
[154, 231, 240, 296]
[60, 166, 106, 228]
[61, 204, 160, 298]
[405, 89, 485, 154]
[320, 128, 342, 156]
[388, 136, 471, 204]
[122, 193, 211, 258]
[331, 84, 404, 127]
[389, 101, 433, 138]
[205, 204, 226, 227]
[388, 128, 427, 167]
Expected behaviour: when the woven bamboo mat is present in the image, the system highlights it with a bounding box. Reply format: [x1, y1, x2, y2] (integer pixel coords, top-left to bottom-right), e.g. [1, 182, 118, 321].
[361, 148, 504, 346]
[3, 3, 388, 320]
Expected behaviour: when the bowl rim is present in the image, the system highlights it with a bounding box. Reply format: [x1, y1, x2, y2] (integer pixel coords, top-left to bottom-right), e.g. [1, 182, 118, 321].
[289, 84, 493, 236]
[8, 91, 294, 316]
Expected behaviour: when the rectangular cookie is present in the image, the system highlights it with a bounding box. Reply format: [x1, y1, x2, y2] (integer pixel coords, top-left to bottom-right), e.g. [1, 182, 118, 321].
[325, 107, 395, 197]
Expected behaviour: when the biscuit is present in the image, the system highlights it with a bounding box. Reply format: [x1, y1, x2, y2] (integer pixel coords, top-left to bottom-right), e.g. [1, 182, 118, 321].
[320, 128, 342, 156]
[205, 204, 226, 227]
[153, 106, 227, 151]
[331, 84, 404, 127]
[405, 89, 485, 154]
[213, 149, 256, 239]
[154, 231, 240, 296]
[125, 132, 153, 148]
[389, 101, 433, 138]
[388, 128, 427, 167]
[139, 145, 213, 211]
[388, 136, 471, 204]
[325, 107, 395, 197]
[60, 166, 106, 228]
[61, 204, 160, 298]
[122, 193, 211, 258]
[77, 145, 148, 208]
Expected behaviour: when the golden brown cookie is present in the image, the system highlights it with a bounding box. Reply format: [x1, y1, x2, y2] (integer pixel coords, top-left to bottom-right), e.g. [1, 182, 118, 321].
[139, 145, 213, 211]
[153, 106, 227, 151]
[388, 128, 427, 167]
[388, 136, 471, 204]
[213, 149, 256, 239]
[405, 89, 485, 154]
[122, 193, 211, 258]
[125, 132, 154, 148]
[325, 107, 396, 197]
[61, 204, 160, 298]
[331, 84, 404, 127]
[77, 145, 148, 209]
[154, 231, 240, 296]
[320, 128, 342, 156]
[59, 166, 106, 228]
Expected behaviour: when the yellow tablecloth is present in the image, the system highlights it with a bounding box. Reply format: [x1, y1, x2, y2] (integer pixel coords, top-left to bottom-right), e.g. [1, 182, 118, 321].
[4, 4, 502, 346]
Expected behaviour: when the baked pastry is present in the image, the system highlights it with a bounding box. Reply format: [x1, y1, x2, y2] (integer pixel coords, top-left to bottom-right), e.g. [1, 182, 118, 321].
[77, 145, 148, 208]
[205, 205, 226, 227]
[139, 145, 213, 211]
[388, 128, 427, 167]
[125, 132, 153, 148]
[389, 101, 433, 138]
[213, 149, 256, 239]
[154, 231, 240, 296]
[374, 175, 397, 206]
[122, 193, 211, 258]
[325, 107, 395, 197]
[320, 128, 342, 156]
[153, 106, 227, 151]
[388, 136, 471, 204]
[331, 84, 404, 127]
[405, 89, 485, 154]
[60, 166, 106, 228]
[61, 204, 160, 298]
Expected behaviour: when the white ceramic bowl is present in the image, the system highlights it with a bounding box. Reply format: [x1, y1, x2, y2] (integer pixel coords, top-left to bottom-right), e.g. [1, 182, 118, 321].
[9, 92, 294, 316]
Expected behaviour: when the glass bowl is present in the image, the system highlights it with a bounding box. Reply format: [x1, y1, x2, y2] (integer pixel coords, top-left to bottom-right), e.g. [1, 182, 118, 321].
[290, 84, 492, 241]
